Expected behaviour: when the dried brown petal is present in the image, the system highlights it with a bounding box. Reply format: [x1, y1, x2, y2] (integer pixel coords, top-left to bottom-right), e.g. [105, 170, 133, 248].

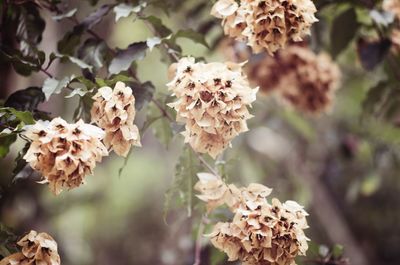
[248, 45, 341, 114]
[23, 118, 108, 195]
[211, 0, 318, 54]
[168, 57, 258, 158]
[91, 81, 141, 157]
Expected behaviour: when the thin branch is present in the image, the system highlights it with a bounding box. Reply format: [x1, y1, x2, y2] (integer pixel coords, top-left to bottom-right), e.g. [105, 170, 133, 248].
[40, 68, 53, 78]
[151, 98, 221, 178]
[193, 216, 206, 265]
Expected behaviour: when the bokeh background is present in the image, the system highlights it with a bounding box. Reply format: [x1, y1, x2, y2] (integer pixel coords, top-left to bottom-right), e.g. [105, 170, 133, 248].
[1, 1, 400, 265]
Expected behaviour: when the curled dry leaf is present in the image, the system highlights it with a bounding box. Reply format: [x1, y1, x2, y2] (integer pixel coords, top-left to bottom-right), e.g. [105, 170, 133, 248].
[211, 0, 318, 55]
[167, 57, 258, 158]
[23, 117, 108, 195]
[91, 81, 141, 157]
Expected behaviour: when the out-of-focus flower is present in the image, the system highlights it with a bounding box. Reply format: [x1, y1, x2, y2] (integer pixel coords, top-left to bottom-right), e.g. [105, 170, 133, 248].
[211, 0, 318, 54]
[391, 29, 400, 54]
[218, 38, 252, 63]
[248, 45, 341, 114]
[195, 174, 309, 265]
[23, 118, 108, 195]
[91, 81, 141, 157]
[0, 230, 60, 265]
[383, 0, 400, 21]
[167, 57, 258, 158]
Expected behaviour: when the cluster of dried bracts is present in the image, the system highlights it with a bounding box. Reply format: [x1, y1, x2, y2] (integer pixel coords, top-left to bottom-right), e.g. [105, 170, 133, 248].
[0, 231, 60, 265]
[211, 0, 318, 54]
[168, 57, 258, 158]
[195, 173, 309, 265]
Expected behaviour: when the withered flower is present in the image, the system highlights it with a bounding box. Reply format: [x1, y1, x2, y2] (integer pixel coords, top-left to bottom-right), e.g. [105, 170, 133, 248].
[23, 118, 108, 195]
[248, 45, 341, 114]
[211, 0, 318, 54]
[167, 57, 258, 158]
[0, 230, 60, 265]
[383, 0, 400, 21]
[91, 81, 141, 157]
[195, 174, 309, 265]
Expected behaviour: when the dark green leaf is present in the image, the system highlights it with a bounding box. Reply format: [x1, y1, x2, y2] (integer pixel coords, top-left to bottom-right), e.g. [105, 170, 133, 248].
[78, 38, 106, 69]
[0, 134, 17, 158]
[330, 8, 359, 58]
[357, 38, 391, 71]
[108, 42, 147, 75]
[143, 16, 172, 38]
[5, 87, 45, 111]
[130, 81, 155, 110]
[57, 26, 85, 55]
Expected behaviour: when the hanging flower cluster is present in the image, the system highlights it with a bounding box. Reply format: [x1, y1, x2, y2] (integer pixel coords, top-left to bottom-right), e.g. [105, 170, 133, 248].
[23, 117, 108, 195]
[383, 0, 400, 20]
[211, 0, 318, 54]
[167, 57, 258, 158]
[0, 230, 60, 265]
[195, 173, 309, 265]
[248, 45, 341, 114]
[91, 81, 141, 157]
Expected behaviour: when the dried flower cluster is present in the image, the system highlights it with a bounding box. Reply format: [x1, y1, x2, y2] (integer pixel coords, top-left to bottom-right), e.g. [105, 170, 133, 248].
[195, 173, 309, 265]
[211, 0, 318, 54]
[167, 57, 258, 158]
[23, 117, 108, 195]
[0, 230, 60, 265]
[91, 81, 141, 157]
[383, 0, 400, 21]
[248, 45, 341, 114]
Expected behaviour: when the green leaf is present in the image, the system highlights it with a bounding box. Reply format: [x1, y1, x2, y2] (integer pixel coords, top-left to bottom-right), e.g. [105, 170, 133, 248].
[81, 4, 112, 29]
[0, 134, 17, 158]
[164, 147, 199, 221]
[77, 38, 106, 69]
[0, 224, 18, 258]
[357, 38, 391, 71]
[108, 42, 147, 75]
[129, 81, 155, 110]
[143, 16, 172, 38]
[5, 87, 44, 111]
[113, 3, 147, 22]
[173, 29, 209, 48]
[332, 244, 344, 259]
[52, 8, 78, 21]
[330, 8, 359, 58]
[57, 26, 85, 55]
[42, 76, 74, 101]
[8, 109, 35, 125]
